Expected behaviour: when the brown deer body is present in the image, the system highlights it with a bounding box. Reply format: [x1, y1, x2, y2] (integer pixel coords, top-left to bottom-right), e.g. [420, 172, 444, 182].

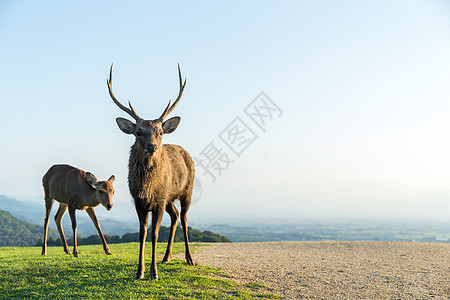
[42, 164, 115, 257]
[108, 64, 195, 280]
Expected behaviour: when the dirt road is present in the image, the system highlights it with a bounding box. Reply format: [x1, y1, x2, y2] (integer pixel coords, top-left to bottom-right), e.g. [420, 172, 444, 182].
[190, 241, 449, 299]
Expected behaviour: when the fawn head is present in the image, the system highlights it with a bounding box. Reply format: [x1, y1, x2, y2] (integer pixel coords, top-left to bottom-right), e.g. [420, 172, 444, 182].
[86, 173, 115, 210]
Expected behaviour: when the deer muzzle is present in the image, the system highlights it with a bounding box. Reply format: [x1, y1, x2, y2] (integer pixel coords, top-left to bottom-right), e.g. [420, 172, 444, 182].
[146, 144, 158, 153]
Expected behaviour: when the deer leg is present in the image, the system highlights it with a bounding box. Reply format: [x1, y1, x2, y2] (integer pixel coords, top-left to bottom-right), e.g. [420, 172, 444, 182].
[68, 206, 78, 257]
[150, 205, 164, 280]
[54, 204, 70, 254]
[135, 207, 149, 280]
[86, 207, 111, 255]
[180, 197, 194, 265]
[162, 202, 179, 264]
[42, 194, 54, 255]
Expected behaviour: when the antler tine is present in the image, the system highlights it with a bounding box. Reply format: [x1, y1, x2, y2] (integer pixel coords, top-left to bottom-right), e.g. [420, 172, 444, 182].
[128, 101, 140, 119]
[158, 100, 171, 121]
[159, 63, 187, 120]
[107, 63, 141, 121]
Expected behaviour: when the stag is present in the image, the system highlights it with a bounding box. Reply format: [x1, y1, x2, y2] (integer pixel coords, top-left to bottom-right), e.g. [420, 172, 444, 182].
[107, 64, 195, 280]
[42, 164, 115, 257]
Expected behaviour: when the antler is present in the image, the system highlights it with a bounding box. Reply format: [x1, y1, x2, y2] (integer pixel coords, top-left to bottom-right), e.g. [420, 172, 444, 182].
[158, 63, 187, 120]
[107, 64, 141, 122]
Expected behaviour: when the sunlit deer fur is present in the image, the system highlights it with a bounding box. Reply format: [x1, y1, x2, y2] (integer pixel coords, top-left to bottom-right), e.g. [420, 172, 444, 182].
[42, 164, 115, 257]
[108, 64, 195, 280]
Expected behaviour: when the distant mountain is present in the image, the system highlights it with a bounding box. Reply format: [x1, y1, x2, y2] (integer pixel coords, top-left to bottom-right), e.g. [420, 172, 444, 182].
[0, 196, 231, 245]
[0, 209, 57, 247]
[0, 195, 136, 236]
[0, 195, 44, 225]
[43, 225, 230, 247]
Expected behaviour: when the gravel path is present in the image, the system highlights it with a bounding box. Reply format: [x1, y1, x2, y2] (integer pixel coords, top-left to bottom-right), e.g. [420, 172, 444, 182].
[187, 241, 449, 299]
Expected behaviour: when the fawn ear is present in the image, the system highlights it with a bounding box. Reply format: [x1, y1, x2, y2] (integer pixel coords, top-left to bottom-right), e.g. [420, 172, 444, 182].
[116, 117, 136, 134]
[86, 172, 98, 189]
[108, 175, 115, 183]
[162, 116, 181, 134]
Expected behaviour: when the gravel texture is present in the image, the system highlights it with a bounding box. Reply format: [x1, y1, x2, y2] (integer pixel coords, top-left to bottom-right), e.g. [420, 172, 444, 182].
[187, 241, 449, 299]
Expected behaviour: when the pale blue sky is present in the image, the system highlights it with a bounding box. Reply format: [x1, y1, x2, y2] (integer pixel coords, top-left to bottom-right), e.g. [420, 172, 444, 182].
[1, 1, 449, 222]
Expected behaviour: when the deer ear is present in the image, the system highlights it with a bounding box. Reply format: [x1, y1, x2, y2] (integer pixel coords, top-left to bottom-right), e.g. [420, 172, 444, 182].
[116, 117, 136, 134]
[86, 172, 98, 189]
[162, 116, 181, 134]
[108, 175, 115, 183]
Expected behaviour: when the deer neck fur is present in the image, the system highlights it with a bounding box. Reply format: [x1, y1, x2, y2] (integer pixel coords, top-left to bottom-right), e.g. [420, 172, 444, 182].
[74, 191, 100, 209]
[128, 142, 169, 208]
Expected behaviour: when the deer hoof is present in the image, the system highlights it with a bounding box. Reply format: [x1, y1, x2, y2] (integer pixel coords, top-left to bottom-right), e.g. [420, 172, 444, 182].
[186, 256, 195, 265]
[73, 252, 78, 258]
[134, 273, 144, 280]
[150, 275, 159, 281]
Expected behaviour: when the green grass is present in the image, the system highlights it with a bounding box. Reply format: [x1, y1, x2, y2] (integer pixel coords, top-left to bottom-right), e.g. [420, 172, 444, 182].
[0, 243, 278, 299]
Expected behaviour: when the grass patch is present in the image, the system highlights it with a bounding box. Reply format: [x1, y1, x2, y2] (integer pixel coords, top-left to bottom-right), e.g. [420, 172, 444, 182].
[0, 243, 278, 299]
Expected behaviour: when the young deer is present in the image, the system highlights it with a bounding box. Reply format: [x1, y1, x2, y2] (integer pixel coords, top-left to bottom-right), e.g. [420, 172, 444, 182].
[107, 64, 195, 280]
[42, 164, 115, 257]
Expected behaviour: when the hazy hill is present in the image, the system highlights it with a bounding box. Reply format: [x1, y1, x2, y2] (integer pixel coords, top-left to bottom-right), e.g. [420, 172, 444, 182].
[41, 225, 230, 247]
[0, 195, 136, 236]
[0, 209, 57, 246]
[0, 206, 230, 247]
[0, 196, 231, 246]
[0, 195, 44, 225]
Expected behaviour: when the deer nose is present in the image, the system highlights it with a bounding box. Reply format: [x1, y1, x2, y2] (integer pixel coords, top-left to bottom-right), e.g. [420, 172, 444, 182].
[146, 145, 157, 153]
[106, 204, 113, 211]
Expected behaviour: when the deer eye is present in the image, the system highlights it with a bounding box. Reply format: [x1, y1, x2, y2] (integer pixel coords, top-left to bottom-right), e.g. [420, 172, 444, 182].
[99, 190, 103, 194]
[159, 131, 163, 136]
[136, 130, 143, 136]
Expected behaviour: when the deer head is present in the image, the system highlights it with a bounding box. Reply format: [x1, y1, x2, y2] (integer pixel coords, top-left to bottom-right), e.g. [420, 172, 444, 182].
[107, 64, 186, 156]
[86, 172, 115, 211]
